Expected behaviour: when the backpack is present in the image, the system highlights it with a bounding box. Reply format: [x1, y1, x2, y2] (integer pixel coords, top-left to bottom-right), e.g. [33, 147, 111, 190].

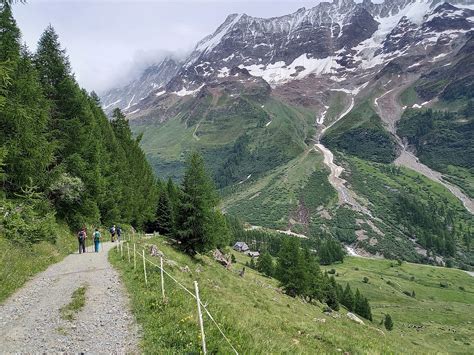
[110, 227, 115, 234]
[78, 231, 85, 240]
[94, 231, 100, 241]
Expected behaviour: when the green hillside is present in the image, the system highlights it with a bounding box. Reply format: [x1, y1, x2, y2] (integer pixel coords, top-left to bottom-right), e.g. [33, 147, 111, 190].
[321, 101, 398, 163]
[111, 236, 474, 354]
[132, 91, 315, 185]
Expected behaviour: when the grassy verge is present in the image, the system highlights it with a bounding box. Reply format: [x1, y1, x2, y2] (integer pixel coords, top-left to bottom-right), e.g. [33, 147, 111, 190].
[60, 284, 88, 321]
[109, 236, 466, 353]
[0, 222, 76, 303]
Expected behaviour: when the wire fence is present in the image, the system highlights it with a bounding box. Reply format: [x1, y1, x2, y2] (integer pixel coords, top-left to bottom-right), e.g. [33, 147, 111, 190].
[115, 240, 239, 355]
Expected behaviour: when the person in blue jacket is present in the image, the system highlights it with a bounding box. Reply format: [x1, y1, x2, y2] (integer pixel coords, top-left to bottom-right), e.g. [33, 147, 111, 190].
[93, 228, 101, 252]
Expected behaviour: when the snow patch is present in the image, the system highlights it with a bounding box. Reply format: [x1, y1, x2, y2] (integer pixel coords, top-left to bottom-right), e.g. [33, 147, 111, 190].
[155, 90, 166, 97]
[238, 174, 252, 184]
[238, 54, 342, 86]
[317, 105, 329, 125]
[102, 99, 121, 110]
[173, 84, 205, 97]
[217, 67, 230, 78]
[407, 62, 421, 69]
[124, 95, 136, 110]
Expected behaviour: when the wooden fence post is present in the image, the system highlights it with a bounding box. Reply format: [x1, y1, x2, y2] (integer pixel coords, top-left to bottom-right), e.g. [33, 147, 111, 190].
[194, 281, 207, 355]
[142, 249, 148, 286]
[133, 243, 136, 270]
[120, 242, 123, 258]
[160, 257, 165, 301]
[127, 243, 131, 263]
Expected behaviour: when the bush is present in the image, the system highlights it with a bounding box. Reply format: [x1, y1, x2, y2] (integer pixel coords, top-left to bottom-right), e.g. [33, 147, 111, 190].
[328, 269, 336, 274]
[1, 198, 57, 245]
[440, 282, 449, 288]
[363, 277, 369, 284]
[384, 314, 394, 331]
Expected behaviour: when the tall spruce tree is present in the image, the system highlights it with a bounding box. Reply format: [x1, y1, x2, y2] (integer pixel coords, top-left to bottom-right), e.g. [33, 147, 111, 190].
[276, 238, 309, 297]
[155, 190, 174, 235]
[175, 152, 229, 254]
[0, 5, 52, 192]
[257, 251, 274, 277]
[341, 283, 355, 311]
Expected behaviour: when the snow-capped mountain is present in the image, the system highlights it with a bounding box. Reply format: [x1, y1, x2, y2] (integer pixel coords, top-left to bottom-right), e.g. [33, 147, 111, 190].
[102, 0, 473, 114]
[162, 0, 473, 92]
[100, 57, 181, 114]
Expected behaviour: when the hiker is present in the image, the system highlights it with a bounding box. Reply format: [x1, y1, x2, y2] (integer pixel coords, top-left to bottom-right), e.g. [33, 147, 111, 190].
[93, 228, 101, 252]
[116, 226, 122, 242]
[110, 225, 116, 242]
[78, 228, 87, 254]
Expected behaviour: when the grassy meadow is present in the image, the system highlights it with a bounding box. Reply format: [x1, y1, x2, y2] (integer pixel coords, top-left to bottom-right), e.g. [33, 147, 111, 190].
[110, 236, 474, 354]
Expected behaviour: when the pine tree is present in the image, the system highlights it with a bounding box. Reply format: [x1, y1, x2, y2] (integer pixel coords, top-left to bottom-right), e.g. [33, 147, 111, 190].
[362, 297, 373, 321]
[0, 3, 20, 63]
[354, 288, 363, 316]
[384, 314, 394, 331]
[34, 25, 71, 102]
[341, 283, 355, 311]
[325, 285, 340, 311]
[0, 6, 52, 193]
[275, 238, 309, 297]
[175, 152, 228, 254]
[155, 190, 174, 235]
[257, 251, 274, 277]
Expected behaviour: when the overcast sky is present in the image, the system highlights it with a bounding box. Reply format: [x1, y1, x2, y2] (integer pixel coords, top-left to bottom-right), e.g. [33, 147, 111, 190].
[14, 0, 326, 93]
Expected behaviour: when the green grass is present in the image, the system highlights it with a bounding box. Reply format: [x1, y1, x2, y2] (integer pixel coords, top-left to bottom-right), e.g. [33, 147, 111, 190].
[132, 95, 314, 184]
[322, 257, 474, 353]
[60, 284, 88, 321]
[0, 223, 76, 303]
[111, 236, 474, 353]
[399, 85, 420, 107]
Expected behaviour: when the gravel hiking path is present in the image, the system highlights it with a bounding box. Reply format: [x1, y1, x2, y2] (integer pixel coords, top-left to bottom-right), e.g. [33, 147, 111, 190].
[0, 242, 139, 354]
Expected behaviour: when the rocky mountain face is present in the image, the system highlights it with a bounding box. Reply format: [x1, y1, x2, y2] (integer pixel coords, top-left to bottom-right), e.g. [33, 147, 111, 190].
[101, 0, 473, 114]
[100, 57, 181, 114]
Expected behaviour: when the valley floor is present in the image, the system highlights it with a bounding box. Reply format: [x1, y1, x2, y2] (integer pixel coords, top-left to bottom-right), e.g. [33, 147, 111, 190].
[0, 242, 139, 353]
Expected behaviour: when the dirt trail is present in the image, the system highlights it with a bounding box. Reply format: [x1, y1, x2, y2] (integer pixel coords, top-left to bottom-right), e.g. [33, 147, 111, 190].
[0, 242, 139, 353]
[373, 79, 474, 214]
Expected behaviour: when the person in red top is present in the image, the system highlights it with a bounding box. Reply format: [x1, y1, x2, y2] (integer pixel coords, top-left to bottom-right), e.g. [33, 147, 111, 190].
[78, 227, 87, 254]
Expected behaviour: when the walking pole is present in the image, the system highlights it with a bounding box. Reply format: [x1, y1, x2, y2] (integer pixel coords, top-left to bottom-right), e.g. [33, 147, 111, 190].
[142, 249, 148, 286]
[194, 281, 207, 355]
[133, 243, 137, 270]
[160, 257, 165, 301]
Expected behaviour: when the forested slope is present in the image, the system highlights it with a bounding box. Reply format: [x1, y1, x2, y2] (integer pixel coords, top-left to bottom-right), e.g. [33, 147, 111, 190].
[0, 3, 157, 298]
